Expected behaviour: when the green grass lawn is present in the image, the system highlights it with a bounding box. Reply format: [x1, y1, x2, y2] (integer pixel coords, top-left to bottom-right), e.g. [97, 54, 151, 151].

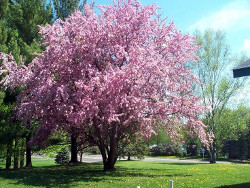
[0, 158, 249, 188]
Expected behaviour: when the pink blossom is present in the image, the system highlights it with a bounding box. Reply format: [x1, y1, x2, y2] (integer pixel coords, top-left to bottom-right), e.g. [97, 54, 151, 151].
[0, 0, 212, 150]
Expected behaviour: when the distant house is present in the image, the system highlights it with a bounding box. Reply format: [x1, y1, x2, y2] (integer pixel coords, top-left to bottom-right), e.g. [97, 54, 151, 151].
[233, 59, 250, 78]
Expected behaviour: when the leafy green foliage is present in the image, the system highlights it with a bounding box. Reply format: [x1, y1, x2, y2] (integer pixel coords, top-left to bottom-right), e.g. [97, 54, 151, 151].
[7, 0, 53, 63]
[1, 0, 53, 63]
[9, 0, 53, 44]
[35, 133, 70, 158]
[149, 127, 172, 146]
[0, 0, 9, 19]
[219, 106, 250, 159]
[0, 20, 8, 53]
[118, 137, 149, 160]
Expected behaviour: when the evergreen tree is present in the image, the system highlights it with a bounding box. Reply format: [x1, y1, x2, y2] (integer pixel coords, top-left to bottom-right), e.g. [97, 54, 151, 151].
[0, 0, 9, 19]
[53, 0, 87, 20]
[8, 0, 53, 63]
[0, 0, 53, 169]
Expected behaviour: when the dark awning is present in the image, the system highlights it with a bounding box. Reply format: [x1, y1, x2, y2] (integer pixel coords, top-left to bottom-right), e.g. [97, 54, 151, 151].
[233, 59, 250, 78]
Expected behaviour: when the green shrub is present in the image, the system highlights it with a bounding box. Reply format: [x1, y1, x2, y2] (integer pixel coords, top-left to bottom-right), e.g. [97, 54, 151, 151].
[55, 148, 70, 164]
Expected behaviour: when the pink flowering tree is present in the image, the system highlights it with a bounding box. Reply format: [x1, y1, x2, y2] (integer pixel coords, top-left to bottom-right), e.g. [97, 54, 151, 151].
[0, 0, 212, 170]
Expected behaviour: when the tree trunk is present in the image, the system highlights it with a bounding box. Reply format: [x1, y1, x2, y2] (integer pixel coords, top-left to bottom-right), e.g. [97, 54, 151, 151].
[25, 135, 33, 168]
[99, 143, 117, 171]
[69, 135, 78, 163]
[209, 112, 216, 164]
[106, 152, 117, 171]
[14, 139, 19, 169]
[209, 141, 216, 163]
[99, 143, 108, 170]
[80, 152, 83, 163]
[6, 140, 13, 169]
[100, 126, 118, 171]
[20, 153, 24, 168]
[20, 139, 25, 168]
[127, 152, 131, 161]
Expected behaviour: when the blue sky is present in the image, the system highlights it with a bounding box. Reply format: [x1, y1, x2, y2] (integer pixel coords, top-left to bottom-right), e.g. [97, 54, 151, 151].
[93, 0, 250, 57]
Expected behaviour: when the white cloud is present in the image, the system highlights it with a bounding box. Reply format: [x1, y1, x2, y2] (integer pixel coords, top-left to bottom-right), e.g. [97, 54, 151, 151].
[189, 0, 250, 31]
[241, 39, 250, 55]
[229, 85, 250, 108]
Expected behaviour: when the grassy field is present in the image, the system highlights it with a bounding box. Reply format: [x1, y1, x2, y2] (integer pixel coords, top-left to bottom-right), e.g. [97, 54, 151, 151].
[0, 158, 249, 188]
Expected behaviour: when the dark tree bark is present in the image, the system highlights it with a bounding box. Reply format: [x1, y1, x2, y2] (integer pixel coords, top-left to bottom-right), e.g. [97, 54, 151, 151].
[20, 139, 25, 168]
[69, 135, 78, 163]
[20, 153, 24, 168]
[80, 152, 83, 163]
[25, 134, 33, 168]
[99, 126, 118, 171]
[106, 145, 117, 171]
[209, 112, 216, 164]
[209, 140, 216, 164]
[127, 152, 131, 161]
[13, 139, 19, 169]
[6, 140, 13, 169]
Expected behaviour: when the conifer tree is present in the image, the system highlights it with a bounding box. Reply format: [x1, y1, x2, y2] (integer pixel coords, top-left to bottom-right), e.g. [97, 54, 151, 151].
[0, 0, 53, 169]
[53, 0, 87, 20]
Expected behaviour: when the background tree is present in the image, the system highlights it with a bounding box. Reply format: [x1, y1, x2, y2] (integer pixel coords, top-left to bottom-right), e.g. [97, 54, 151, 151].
[118, 135, 150, 160]
[0, 89, 27, 169]
[53, 0, 87, 20]
[8, 0, 53, 63]
[0, 1, 21, 166]
[0, 1, 20, 61]
[0, 0, 53, 169]
[149, 126, 172, 147]
[220, 106, 250, 160]
[193, 30, 247, 163]
[0, 0, 9, 19]
[0, 92, 13, 169]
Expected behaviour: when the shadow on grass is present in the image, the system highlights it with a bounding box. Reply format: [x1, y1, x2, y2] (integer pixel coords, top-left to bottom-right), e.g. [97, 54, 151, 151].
[218, 182, 250, 188]
[0, 162, 192, 187]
